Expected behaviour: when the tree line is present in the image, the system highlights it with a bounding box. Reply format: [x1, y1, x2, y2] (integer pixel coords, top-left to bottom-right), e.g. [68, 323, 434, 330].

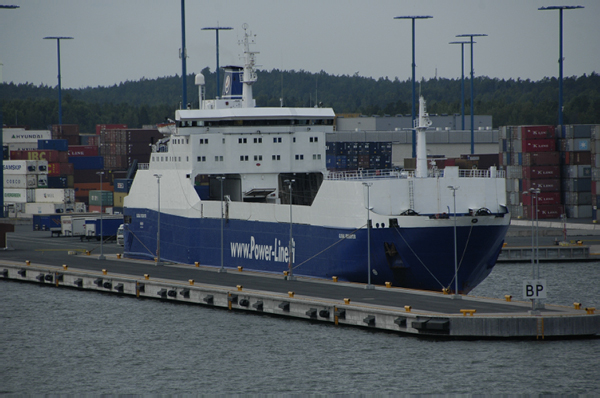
[1, 69, 598, 133]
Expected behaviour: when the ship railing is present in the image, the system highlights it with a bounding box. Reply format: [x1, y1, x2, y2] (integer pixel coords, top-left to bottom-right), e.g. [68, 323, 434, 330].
[138, 163, 150, 170]
[326, 169, 404, 180]
[326, 168, 505, 181]
[459, 168, 505, 178]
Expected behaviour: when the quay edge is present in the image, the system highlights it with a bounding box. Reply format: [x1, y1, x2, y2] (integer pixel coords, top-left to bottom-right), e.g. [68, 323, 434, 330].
[2, 262, 599, 339]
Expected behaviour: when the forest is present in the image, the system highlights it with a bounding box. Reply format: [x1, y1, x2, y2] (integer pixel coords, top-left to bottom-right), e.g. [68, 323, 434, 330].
[1, 68, 599, 134]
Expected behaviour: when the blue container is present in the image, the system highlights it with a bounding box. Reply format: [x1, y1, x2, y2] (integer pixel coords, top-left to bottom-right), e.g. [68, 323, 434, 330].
[114, 178, 133, 193]
[47, 176, 69, 188]
[38, 139, 68, 151]
[69, 156, 104, 170]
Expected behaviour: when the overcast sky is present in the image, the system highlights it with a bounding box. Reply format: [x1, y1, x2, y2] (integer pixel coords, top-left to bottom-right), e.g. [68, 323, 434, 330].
[0, 0, 598, 89]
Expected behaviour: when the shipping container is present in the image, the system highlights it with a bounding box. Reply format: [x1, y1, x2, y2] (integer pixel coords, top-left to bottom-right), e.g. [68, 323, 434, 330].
[4, 188, 35, 203]
[68, 145, 99, 157]
[559, 138, 592, 152]
[7, 142, 38, 152]
[562, 165, 592, 179]
[521, 192, 561, 206]
[522, 165, 560, 179]
[519, 125, 556, 140]
[521, 151, 560, 166]
[47, 176, 70, 188]
[89, 190, 113, 206]
[3, 160, 37, 174]
[562, 178, 592, 192]
[520, 179, 561, 192]
[96, 124, 127, 135]
[37, 174, 48, 188]
[2, 129, 51, 143]
[25, 202, 66, 215]
[38, 139, 68, 151]
[522, 139, 556, 153]
[113, 191, 128, 207]
[522, 204, 563, 219]
[562, 191, 592, 205]
[35, 188, 75, 204]
[47, 162, 74, 176]
[69, 156, 104, 170]
[3, 174, 37, 189]
[10, 149, 68, 163]
[565, 205, 592, 219]
[73, 169, 111, 184]
[36, 160, 48, 174]
[52, 124, 79, 137]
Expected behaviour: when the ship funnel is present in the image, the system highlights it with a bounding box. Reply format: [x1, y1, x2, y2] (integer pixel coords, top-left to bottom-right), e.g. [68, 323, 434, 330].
[221, 66, 243, 99]
[415, 96, 432, 178]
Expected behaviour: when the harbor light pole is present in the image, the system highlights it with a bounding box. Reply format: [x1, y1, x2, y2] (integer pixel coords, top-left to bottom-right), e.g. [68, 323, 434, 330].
[456, 33, 487, 155]
[202, 26, 233, 99]
[216, 176, 226, 273]
[394, 15, 432, 159]
[363, 182, 374, 289]
[96, 171, 105, 260]
[43, 36, 73, 126]
[447, 185, 460, 297]
[538, 5, 584, 128]
[284, 179, 295, 281]
[154, 174, 162, 266]
[529, 187, 541, 309]
[449, 41, 472, 131]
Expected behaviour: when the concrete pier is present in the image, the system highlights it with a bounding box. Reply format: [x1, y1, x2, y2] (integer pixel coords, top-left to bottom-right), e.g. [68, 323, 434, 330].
[2, 259, 598, 339]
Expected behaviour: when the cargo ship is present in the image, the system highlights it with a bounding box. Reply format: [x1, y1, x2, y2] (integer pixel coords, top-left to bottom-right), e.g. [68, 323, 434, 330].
[123, 26, 510, 293]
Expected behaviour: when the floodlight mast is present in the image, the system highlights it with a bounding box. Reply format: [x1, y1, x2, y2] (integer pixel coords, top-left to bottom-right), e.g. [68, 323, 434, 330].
[456, 33, 487, 155]
[538, 5, 584, 129]
[394, 16, 433, 159]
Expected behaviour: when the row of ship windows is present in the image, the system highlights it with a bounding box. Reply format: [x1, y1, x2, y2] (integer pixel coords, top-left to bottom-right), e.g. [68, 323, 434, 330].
[197, 136, 319, 145]
[195, 154, 322, 162]
[179, 119, 333, 127]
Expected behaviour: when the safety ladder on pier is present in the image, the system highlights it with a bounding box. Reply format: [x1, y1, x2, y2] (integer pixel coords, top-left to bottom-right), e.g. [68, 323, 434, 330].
[536, 318, 545, 340]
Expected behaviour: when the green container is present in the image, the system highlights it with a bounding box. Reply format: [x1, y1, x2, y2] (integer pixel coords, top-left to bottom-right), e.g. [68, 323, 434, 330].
[89, 190, 113, 206]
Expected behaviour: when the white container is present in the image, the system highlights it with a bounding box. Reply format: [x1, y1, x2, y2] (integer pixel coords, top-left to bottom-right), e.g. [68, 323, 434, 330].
[35, 188, 75, 204]
[4, 174, 38, 189]
[4, 188, 35, 203]
[75, 202, 87, 213]
[8, 142, 38, 151]
[37, 174, 49, 188]
[3, 160, 37, 175]
[3, 129, 51, 143]
[25, 202, 66, 214]
[36, 160, 49, 174]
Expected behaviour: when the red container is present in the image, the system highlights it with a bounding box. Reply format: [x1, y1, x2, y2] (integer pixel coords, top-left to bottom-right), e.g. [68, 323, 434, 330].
[521, 151, 560, 166]
[522, 166, 560, 179]
[9, 149, 67, 163]
[48, 163, 61, 176]
[522, 139, 556, 152]
[68, 145, 99, 157]
[521, 178, 561, 192]
[47, 162, 74, 176]
[96, 124, 127, 135]
[521, 192, 561, 206]
[523, 204, 563, 219]
[520, 125, 556, 140]
[52, 124, 79, 137]
[562, 151, 592, 165]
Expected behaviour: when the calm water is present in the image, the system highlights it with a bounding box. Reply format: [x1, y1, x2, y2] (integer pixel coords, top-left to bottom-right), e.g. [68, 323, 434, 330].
[1, 261, 599, 395]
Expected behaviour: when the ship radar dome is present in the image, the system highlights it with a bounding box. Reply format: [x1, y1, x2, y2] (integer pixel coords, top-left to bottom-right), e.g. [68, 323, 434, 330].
[195, 73, 205, 86]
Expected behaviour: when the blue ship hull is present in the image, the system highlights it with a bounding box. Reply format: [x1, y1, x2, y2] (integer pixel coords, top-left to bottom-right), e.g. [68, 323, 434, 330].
[124, 207, 509, 294]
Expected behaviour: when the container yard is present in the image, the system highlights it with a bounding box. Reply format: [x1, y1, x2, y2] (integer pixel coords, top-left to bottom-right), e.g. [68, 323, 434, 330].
[3, 123, 600, 222]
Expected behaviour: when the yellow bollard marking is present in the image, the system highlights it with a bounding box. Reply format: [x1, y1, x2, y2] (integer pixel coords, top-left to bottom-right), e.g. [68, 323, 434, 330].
[574, 302, 582, 310]
[332, 276, 338, 282]
[460, 309, 476, 316]
[102, 269, 107, 275]
[404, 305, 411, 312]
[505, 295, 512, 302]
[237, 285, 243, 291]
[189, 279, 194, 285]
[288, 291, 295, 298]
[585, 307, 596, 315]
[385, 282, 392, 288]
[344, 298, 351, 305]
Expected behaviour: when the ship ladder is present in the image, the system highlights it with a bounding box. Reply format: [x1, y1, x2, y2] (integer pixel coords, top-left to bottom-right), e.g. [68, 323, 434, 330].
[536, 318, 545, 340]
[408, 180, 415, 210]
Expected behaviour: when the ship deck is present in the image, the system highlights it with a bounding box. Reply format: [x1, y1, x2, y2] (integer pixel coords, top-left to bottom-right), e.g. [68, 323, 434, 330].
[2, 224, 598, 339]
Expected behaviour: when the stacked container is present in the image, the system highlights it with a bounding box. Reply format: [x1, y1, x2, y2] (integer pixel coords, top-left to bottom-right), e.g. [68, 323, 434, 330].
[501, 125, 562, 219]
[2, 129, 51, 159]
[558, 125, 594, 218]
[325, 142, 392, 171]
[112, 178, 132, 214]
[37, 140, 75, 189]
[100, 128, 162, 170]
[88, 190, 113, 213]
[52, 124, 79, 146]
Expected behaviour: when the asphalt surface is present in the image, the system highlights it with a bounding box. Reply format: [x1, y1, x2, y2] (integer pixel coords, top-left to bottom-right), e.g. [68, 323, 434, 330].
[1, 224, 551, 316]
